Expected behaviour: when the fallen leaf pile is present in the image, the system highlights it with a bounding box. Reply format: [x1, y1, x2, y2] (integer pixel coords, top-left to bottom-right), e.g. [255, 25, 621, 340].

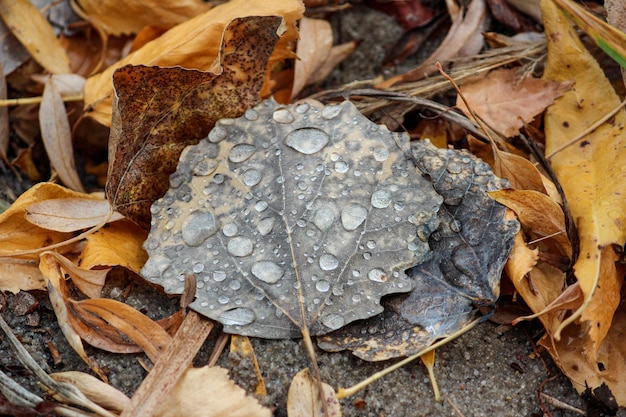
[1, 0, 626, 415]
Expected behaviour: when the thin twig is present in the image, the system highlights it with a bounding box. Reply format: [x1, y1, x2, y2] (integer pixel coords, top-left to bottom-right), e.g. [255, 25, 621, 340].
[540, 393, 586, 416]
[443, 393, 466, 417]
[0, 94, 84, 107]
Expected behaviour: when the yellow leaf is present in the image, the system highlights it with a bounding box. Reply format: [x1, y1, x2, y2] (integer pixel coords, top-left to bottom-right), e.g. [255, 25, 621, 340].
[230, 335, 266, 396]
[83, 0, 304, 126]
[0, 0, 70, 74]
[542, 0, 626, 355]
[75, 0, 211, 36]
[155, 366, 272, 417]
[0, 262, 45, 293]
[42, 251, 108, 299]
[80, 220, 148, 274]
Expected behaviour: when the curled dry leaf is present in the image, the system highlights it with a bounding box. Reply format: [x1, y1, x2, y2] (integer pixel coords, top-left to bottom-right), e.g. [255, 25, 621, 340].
[456, 68, 573, 138]
[154, 366, 271, 417]
[26, 198, 123, 233]
[50, 371, 130, 412]
[287, 368, 341, 417]
[41, 251, 109, 299]
[40, 76, 85, 192]
[106, 16, 284, 229]
[83, 0, 304, 126]
[0, 0, 70, 74]
[75, 0, 211, 36]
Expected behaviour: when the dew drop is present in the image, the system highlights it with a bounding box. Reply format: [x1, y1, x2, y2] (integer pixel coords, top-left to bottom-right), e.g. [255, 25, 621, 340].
[181, 211, 219, 246]
[192, 159, 217, 176]
[229, 144, 257, 163]
[295, 103, 310, 113]
[273, 108, 295, 123]
[368, 268, 387, 282]
[227, 237, 253, 257]
[213, 271, 226, 282]
[222, 223, 238, 237]
[218, 307, 255, 326]
[371, 190, 391, 208]
[340, 203, 368, 231]
[229, 280, 241, 290]
[208, 126, 227, 142]
[251, 261, 285, 284]
[141, 255, 171, 279]
[213, 174, 225, 184]
[243, 169, 262, 186]
[366, 240, 376, 249]
[313, 203, 339, 231]
[450, 219, 462, 233]
[321, 105, 342, 119]
[322, 313, 345, 330]
[316, 280, 331, 292]
[284, 128, 330, 154]
[446, 161, 462, 174]
[192, 263, 205, 273]
[218, 295, 230, 304]
[352, 294, 361, 303]
[254, 201, 268, 212]
[334, 160, 349, 173]
[372, 147, 389, 162]
[257, 217, 275, 235]
[244, 109, 259, 121]
[319, 253, 339, 271]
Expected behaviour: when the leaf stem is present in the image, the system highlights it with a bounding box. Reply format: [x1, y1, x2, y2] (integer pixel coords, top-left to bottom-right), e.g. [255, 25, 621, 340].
[0, 94, 84, 107]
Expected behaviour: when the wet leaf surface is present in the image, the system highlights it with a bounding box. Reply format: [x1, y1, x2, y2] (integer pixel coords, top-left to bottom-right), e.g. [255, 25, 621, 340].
[106, 16, 282, 229]
[318, 140, 518, 360]
[142, 99, 443, 338]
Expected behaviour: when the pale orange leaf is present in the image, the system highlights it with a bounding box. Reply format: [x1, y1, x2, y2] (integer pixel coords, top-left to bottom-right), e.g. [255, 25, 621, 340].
[287, 368, 341, 417]
[457, 68, 573, 138]
[155, 366, 272, 417]
[26, 198, 122, 233]
[41, 251, 108, 299]
[50, 371, 130, 412]
[40, 77, 85, 192]
[0, 261, 45, 293]
[291, 17, 333, 99]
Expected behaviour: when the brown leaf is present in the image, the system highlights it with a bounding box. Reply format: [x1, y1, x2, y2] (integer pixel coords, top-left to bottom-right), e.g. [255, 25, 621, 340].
[287, 368, 341, 417]
[456, 68, 573, 138]
[0, 0, 70, 74]
[26, 198, 123, 233]
[229, 335, 266, 396]
[83, 0, 304, 126]
[42, 251, 109, 299]
[75, 0, 211, 36]
[155, 366, 272, 417]
[106, 16, 283, 229]
[77, 298, 172, 363]
[0, 60, 8, 164]
[39, 76, 85, 192]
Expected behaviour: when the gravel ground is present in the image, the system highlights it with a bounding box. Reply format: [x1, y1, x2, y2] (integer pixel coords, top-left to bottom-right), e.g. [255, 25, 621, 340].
[1, 3, 624, 417]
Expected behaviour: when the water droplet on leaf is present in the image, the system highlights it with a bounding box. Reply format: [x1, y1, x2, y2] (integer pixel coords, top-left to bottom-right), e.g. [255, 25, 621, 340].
[341, 203, 368, 231]
[284, 128, 330, 154]
[229, 144, 257, 163]
[182, 211, 219, 246]
[251, 261, 285, 284]
[319, 253, 339, 271]
[227, 237, 253, 257]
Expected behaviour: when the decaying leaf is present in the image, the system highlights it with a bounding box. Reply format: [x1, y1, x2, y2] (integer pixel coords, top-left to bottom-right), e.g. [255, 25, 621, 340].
[26, 198, 123, 233]
[154, 366, 271, 417]
[106, 15, 283, 229]
[142, 99, 442, 338]
[287, 368, 341, 417]
[318, 140, 518, 360]
[456, 68, 573, 138]
[83, 0, 304, 126]
[50, 371, 130, 412]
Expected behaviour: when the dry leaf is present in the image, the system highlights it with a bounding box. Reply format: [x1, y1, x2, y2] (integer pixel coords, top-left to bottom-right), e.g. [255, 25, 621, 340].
[75, 0, 211, 36]
[39, 76, 85, 192]
[42, 251, 109, 299]
[0, 0, 70, 74]
[456, 68, 573, 138]
[0, 261, 45, 293]
[154, 366, 271, 417]
[77, 298, 172, 363]
[0, 60, 8, 164]
[50, 371, 130, 412]
[83, 0, 304, 126]
[377, 0, 489, 88]
[287, 368, 341, 417]
[543, 0, 626, 352]
[26, 198, 122, 233]
[80, 220, 148, 274]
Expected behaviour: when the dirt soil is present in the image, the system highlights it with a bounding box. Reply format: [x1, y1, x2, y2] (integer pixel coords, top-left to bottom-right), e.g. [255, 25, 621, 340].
[1, 3, 625, 417]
